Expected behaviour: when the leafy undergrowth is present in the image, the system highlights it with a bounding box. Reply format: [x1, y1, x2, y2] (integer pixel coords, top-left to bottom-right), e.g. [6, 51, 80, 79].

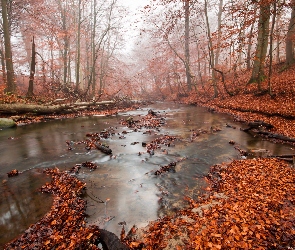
[5, 168, 101, 250]
[125, 158, 295, 249]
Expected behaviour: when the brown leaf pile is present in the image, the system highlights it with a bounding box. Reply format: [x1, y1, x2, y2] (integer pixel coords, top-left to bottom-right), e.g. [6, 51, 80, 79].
[5, 168, 101, 250]
[121, 110, 165, 129]
[154, 162, 176, 175]
[125, 158, 295, 249]
[7, 169, 19, 177]
[146, 135, 177, 155]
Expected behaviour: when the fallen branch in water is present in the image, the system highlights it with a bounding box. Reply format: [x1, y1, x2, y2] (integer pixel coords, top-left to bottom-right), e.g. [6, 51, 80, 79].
[95, 142, 113, 155]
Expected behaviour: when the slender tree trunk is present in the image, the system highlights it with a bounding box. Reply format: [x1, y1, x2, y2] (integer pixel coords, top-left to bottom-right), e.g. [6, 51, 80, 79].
[268, 2, 276, 96]
[196, 42, 203, 89]
[249, 2, 270, 89]
[49, 37, 55, 81]
[167, 74, 173, 94]
[247, 5, 257, 70]
[246, 23, 254, 70]
[27, 37, 36, 97]
[215, 0, 223, 66]
[75, 0, 81, 90]
[204, 0, 218, 97]
[0, 48, 7, 85]
[57, 0, 69, 86]
[67, 46, 71, 84]
[238, 28, 245, 69]
[286, 0, 295, 65]
[184, 0, 192, 91]
[99, 50, 104, 95]
[275, 13, 280, 63]
[1, 0, 16, 93]
[91, 0, 97, 97]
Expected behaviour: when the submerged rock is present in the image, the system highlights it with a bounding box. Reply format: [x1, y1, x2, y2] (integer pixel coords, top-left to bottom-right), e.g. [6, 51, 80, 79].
[0, 118, 16, 129]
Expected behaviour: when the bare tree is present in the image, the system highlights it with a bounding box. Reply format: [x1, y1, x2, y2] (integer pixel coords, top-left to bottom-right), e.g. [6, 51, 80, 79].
[1, 0, 16, 93]
[204, 0, 218, 97]
[75, 0, 82, 90]
[184, 0, 192, 91]
[26, 36, 35, 97]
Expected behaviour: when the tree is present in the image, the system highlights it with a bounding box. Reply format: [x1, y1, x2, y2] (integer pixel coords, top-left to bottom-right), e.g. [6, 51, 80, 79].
[215, 0, 223, 67]
[1, 0, 16, 93]
[204, 0, 218, 97]
[75, 0, 82, 91]
[26, 37, 35, 97]
[249, 0, 271, 89]
[57, 0, 70, 86]
[184, 0, 192, 91]
[285, 0, 295, 65]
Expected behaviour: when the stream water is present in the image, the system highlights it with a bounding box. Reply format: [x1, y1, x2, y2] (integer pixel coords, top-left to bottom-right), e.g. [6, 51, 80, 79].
[0, 102, 293, 248]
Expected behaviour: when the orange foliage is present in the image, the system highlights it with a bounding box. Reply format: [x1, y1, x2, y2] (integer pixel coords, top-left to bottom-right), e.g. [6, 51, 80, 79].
[125, 158, 295, 249]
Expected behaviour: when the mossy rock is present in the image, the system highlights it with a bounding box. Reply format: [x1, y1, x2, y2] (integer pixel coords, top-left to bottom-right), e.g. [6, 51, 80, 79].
[0, 118, 17, 129]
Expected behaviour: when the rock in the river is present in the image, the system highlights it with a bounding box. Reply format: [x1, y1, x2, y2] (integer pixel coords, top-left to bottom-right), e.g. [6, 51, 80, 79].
[0, 118, 17, 129]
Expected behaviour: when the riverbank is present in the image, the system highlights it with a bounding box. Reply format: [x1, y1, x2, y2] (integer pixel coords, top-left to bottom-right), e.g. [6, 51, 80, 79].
[179, 66, 295, 144]
[183, 93, 295, 144]
[124, 158, 295, 249]
[0, 100, 141, 127]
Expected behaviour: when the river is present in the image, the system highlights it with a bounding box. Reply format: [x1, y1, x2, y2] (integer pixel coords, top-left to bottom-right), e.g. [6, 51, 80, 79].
[0, 102, 293, 248]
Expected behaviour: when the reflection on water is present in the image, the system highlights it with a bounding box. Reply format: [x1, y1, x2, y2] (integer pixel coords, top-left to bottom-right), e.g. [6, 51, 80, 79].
[0, 102, 293, 247]
[0, 170, 52, 247]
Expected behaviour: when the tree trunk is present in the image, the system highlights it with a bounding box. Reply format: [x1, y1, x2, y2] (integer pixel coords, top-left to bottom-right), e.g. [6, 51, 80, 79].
[275, 13, 280, 63]
[27, 37, 36, 98]
[91, 0, 97, 97]
[184, 0, 192, 91]
[246, 19, 255, 70]
[0, 48, 7, 85]
[285, 0, 295, 65]
[1, 0, 16, 93]
[268, 2, 276, 96]
[204, 0, 218, 97]
[249, 2, 270, 89]
[196, 42, 203, 89]
[75, 0, 81, 91]
[215, 0, 223, 67]
[49, 37, 55, 81]
[57, 0, 69, 86]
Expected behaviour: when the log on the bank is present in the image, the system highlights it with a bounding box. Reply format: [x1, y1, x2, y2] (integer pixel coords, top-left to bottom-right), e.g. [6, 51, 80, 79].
[242, 121, 274, 132]
[258, 131, 295, 142]
[0, 101, 118, 115]
[0, 103, 74, 115]
[94, 142, 112, 155]
[73, 101, 115, 107]
[269, 154, 295, 163]
[99, 229, 130, 250]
